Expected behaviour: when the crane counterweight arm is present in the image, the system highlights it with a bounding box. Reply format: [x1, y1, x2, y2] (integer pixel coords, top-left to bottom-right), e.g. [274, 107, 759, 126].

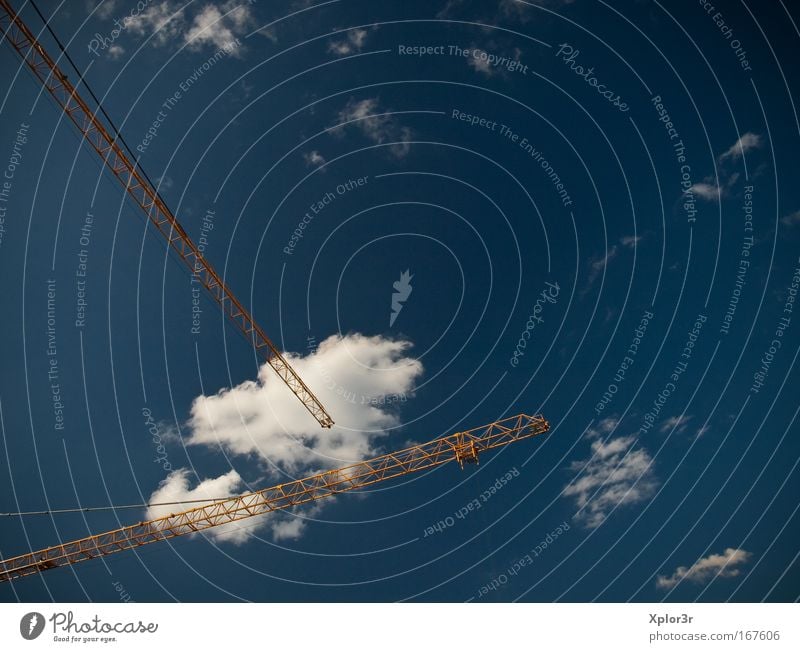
[0, 414, 549, 582]
[0, 0, 334, 428]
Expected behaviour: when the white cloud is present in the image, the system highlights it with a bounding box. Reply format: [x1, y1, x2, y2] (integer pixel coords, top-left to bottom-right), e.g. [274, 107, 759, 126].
[680, 132, 760, 208]
[781, 210, 800, 227]
[110, 1, 254, 54]
[468, 51, 495, 76]
[328, 28, 369, 56]
[499, 0, 534, 22]
[659, 415, 692, 434]
[564, 435, 658, 528]
[585, 245, 619, 289]
[184, 2, 254, 54]
[335, 98, 413, 158]
[123, 2, 184, 46]
[146, 468, 254, 544]
[147, 333, 422, 545]
[186, 333, 423, 471]
[586, 417, 619, 439]
[439, 0, 573, 21]
[688, 182, 722, 202]
[107, 44, 125, 59]
[620, 235, 641, 248]
[719, 132, 762, 162]
[146, 468, 319, 544]
[92, 0, 120, 20]
[694, 424, 710, 439]
[656, 548, 752, 589]
[304, 150, 326, 167]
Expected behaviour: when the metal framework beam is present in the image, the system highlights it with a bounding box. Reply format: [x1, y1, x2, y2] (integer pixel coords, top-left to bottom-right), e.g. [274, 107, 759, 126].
[0, 0, 334, 428]
[0, 414, 549, 582]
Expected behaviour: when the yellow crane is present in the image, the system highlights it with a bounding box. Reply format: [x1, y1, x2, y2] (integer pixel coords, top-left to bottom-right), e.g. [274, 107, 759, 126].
[0, 4, 552, 586]
[0, 0, 334, 428]
[0, 414, 550, 582]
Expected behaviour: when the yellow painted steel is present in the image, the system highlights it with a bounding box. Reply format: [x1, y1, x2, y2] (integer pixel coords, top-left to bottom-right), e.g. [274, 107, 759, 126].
[0, 414, 549, 582]
[0, 0, 334, 428]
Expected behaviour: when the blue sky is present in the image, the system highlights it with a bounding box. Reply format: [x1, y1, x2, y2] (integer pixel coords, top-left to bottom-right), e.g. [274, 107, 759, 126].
[0, 0, 798, 602]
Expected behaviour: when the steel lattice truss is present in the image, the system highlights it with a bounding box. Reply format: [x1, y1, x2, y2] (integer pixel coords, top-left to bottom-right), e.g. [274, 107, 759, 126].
[0, 0, 334, 428]
[0, 414, 549, 582]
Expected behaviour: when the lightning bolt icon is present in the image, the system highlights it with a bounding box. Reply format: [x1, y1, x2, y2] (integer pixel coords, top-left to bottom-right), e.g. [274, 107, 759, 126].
[28, 614, 38, 635]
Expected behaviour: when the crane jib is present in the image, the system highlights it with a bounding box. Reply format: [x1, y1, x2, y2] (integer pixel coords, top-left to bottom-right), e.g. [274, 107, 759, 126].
[0, 0, 334, 428]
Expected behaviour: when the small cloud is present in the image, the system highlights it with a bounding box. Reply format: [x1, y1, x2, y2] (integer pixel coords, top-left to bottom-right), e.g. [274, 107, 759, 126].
[107, 44, 125, 59]
[780, 210, 800, 227]
[184, 2, 254, 55]
[257, 26, 278, 44]
[328, 28, 369, 56]
[146, 468, 254, 544]
[303, 150, 326, 168]
[719, 132, 762, 163]
[620, 235, 641, 248]
[439, 0, 573, 21]
[148, 333, 423, 545]
[688, 169, 741, 203]
[564, 434, 658, 528]
[91, 0, 119, 20]
[694, 424, 710, 439]
[122, 2, 184, 47]
[186, 333, 423, 470]
[586, 417, 619, 439]
[271, 515, 305, 541]
[468, 51, 495, 76]
[146, 468, 325, 544]
[688, 182, 722, 202]
[113, 0, 254, 55]
[270, 503, 322, 541]
[656, 548, 752, 589]
[499, 0, 534, 22]
[334, 97, 413, 159]
[466, 42, 524, 78]
[659, 415, 692, 434]
[585, 245, 619, 290]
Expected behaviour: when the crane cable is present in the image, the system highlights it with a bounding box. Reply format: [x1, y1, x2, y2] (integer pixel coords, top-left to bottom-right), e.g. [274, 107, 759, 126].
[1, 496, 244, 517]
[3, 4, 244, 520]
[28, 0, 174, 214]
